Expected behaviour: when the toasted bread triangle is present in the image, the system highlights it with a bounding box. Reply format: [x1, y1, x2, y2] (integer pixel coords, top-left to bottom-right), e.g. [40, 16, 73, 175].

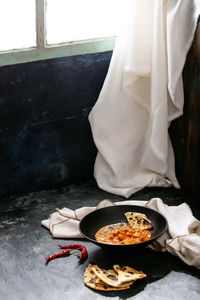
[125, 212, 152, 230]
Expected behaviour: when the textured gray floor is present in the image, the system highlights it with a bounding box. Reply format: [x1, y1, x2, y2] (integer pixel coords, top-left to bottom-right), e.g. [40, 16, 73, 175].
[0, 181, 200, 300]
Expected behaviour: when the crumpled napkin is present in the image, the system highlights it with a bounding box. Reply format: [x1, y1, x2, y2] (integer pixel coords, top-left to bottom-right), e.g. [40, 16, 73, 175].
[41, 198, 200, 269]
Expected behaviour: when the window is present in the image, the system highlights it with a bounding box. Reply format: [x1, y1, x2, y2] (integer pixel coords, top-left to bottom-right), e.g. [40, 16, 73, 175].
[0, 0, 122, 66]
[46, 0, 122, 44]
[0, 0, 36, 51]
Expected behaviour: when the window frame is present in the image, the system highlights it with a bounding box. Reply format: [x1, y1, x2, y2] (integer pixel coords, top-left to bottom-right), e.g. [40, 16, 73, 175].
[0, 0, 115, 67]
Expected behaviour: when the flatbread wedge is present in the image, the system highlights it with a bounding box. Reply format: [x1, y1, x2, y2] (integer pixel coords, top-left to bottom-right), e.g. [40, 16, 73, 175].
[113, 265, 146, 283]
[125, 212, 152, 230]
[84, 264, 132, 291]
[92, 266, 139, 287]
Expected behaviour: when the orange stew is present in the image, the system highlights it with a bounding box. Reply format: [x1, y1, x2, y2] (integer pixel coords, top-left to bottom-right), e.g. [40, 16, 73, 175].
[95, 224, 151, 245]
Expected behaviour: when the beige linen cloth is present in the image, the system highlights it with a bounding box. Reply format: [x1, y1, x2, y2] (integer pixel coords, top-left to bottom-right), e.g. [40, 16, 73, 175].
[41, 198, 200, 270]
[88, 0, 200, 198]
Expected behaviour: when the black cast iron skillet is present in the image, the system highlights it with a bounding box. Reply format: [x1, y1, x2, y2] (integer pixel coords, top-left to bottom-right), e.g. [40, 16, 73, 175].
[79, 205, 167, 252]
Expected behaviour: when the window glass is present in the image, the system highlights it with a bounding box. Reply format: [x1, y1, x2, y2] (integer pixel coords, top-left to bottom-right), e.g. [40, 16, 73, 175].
[0, 0, 36, 51]
[46, 0, 122, 45]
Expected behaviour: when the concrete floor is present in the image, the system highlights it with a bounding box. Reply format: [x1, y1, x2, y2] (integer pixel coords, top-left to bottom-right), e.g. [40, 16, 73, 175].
[0, 181, 200, 300]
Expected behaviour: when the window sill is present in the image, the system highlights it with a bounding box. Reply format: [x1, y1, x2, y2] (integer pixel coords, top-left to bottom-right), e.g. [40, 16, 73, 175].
[0, 38, 115, 67]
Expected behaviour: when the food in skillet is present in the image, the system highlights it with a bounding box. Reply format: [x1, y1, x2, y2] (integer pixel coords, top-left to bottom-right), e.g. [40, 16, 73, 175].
[95, 212, 152, 245]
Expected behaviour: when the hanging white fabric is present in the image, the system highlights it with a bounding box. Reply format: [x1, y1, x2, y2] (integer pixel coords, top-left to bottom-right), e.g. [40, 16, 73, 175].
[89, 0, 200, 198]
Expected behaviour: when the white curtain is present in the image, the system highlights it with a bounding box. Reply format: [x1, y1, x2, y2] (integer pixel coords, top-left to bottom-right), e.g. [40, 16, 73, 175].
[89, 0, 200, 198]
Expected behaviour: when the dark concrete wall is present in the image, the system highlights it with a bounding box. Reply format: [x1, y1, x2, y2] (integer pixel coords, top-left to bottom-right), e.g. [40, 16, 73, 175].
[0, 51, 112, 197]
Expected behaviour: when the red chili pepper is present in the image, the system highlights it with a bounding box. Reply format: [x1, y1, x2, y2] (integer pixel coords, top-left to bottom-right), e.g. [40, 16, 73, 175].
[58, 244, 88, 260]
[46, 248, 70, 262]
